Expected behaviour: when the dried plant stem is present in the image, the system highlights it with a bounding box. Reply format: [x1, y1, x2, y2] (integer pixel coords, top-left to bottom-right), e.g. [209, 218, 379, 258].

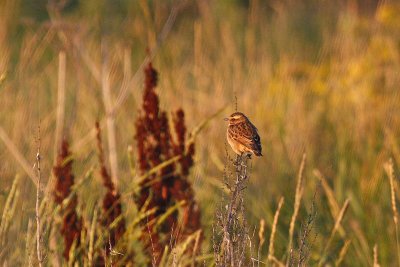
[54, 50, 66, 162]
[287, 153, 306, 265]
[297, 183, 319, 266]
[101, 42, 119, 186]
[257, 219, 265, 267]
[268, 197, 284, 262]
[24, 219, 33, 267]
[0, 175, 20, 249]
[122, 47, 131, 89]
[373, 244, 380, 267]
[215, 155, 251, 266]
[223, 156, 248, 261]
[384, 158, 400, 266]
[268, 255, 285, 267]
[223, 163, 245, 236]
[191, 230, 202, 267]
[319, 198, 350, 266]
[46, 50, 67, 200]
[87, 208, 98, 266]
[0, 126, 37, 186]
[35, 128, 43, 267]
[335, 239, 351, 266]
[313, 171, 340, 221]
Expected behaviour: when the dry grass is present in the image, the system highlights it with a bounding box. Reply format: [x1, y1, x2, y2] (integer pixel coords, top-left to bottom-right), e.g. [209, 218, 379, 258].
[287, 153, 306, 260]
[384, 158, 400, 266]
[268, 196, 284, 264]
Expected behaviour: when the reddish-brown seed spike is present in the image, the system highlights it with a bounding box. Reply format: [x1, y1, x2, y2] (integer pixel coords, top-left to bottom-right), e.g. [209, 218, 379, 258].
[95, 122, 114, 191]
[173, 109, 186, 155]
[53, 139, 84, 260]
[135, 119, 150, 172]
[134, 62, 201, 263]
[181, 141, 195, 177]
[145, 62, 158, 89]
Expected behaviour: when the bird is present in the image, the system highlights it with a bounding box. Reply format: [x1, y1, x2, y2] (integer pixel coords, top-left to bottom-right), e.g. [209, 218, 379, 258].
[224, 112, 262, 158]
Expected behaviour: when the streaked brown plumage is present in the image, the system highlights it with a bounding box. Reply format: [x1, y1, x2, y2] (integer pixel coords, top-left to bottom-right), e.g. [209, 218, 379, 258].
[225, 112, 262, 157]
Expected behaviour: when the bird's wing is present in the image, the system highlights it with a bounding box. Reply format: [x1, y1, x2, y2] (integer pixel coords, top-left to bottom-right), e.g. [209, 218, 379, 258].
[234, 122, 261, 148]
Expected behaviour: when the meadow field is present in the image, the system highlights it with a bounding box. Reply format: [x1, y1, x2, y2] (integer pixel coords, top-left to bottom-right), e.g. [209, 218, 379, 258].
[1, 0, 400, 266]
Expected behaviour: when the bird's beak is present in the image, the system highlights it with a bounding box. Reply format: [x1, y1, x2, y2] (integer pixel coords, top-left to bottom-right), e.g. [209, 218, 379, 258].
[224, 117, 229, 121]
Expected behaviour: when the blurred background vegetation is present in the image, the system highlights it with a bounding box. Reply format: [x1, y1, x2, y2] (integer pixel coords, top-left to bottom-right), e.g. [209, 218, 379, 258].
[1, 0, 400, 265]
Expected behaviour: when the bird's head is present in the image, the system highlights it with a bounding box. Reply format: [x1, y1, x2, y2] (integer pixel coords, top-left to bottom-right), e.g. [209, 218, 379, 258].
[224, 112, 247, 125]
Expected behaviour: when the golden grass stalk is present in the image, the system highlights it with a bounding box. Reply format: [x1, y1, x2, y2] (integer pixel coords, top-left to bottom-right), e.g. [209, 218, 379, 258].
[46, 50, 67, 198]
[160, 230, 202, 267]
[0, 175, 20, 247]
[154, 200, 185, 231]
[314, 169, 346, 237]
[315, 170, 375, 260]
[0, 126, 37, 186]
[335, 239, 351, 266]
[373, 244, 380, 267]
[191, 229, 202, 267]
[268, 255, 286, 267]
[87, 208, 98, 266]
[319, 198, 350, 266]
[257, 218, 265, 266]
[124, 155, 181, 196]
[122, 47, 131, 91]
[24, 219, 33, 267]
[268, 197, 284, 262]
[384, 158, 398, 223]
[188, 105, 228, 143]
[159, 246, 169, 267]
[101, 43, 119, 186]
[313, 169, 340, 217]
[384, 158, 400, 266]
[288, 153, 306, 259]
[53, 51, 66, 161]
[71, 38, 101, 84]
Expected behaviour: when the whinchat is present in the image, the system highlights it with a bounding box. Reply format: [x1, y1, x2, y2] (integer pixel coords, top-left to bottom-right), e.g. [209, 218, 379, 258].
[225, 112, 262, 157]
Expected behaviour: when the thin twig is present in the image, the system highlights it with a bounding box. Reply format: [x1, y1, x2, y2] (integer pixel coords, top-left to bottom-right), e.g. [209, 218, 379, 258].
[101, 41, 119, 186]
[215, 154, 251, 266]
[287, 153, 306, 265]
[0, 126, 37, 186]
[319, 198, 350, 266]
[373, 244, 380, 267]
[268, 197, 285, 262]
[35, 126, 43, 267]
[335, 239, 351, 266]
[54, 50, 66, 162]
[384, 158, 400, 266]
[257, 219, 265, 267]
[298, 183, 319, 266]
[87, 208, 98, 266]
